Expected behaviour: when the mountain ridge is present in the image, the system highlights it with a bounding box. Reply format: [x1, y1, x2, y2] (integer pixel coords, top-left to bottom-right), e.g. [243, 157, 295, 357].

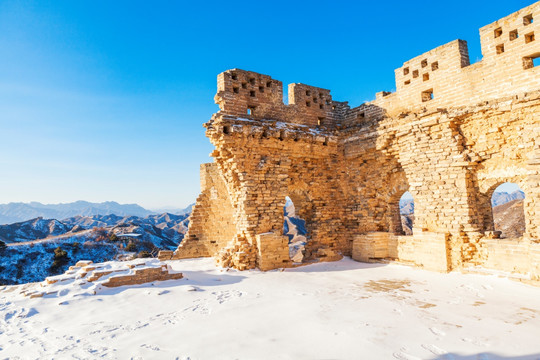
[0, 201, 194, 225]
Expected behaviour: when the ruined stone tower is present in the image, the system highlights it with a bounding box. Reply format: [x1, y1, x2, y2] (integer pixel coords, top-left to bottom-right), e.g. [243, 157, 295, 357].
[161, 2, 540, 280]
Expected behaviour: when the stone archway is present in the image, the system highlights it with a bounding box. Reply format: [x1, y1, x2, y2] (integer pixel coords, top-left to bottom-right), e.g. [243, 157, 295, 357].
[477, 177, 528, 236]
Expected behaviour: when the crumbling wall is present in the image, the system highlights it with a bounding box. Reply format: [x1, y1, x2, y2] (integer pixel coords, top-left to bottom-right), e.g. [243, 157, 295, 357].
[161, 163, 236, 260]
[170, 2, 540, 279]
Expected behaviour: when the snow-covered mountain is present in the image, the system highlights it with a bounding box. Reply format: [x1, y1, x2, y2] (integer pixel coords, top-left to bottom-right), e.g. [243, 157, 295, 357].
[0, 213, 189, 245]
[0, 201, 155, 225]
[0, 217, 73, 243]
[0, 212, 190, 285]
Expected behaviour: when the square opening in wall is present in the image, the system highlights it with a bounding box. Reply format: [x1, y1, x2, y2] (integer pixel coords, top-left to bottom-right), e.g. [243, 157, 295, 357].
[357, 112, 365, 119]
[525, 32, 535, 43]
[404, 80, 411, 85]
[496, 44, 505, 54]
[509, 29, 518, 41]
[412, 70, 419, 78]
[421, 89, 434, 102]
[306, 101, 311, 107]
[319, 104, 324, 109]
[494, 27, 503, 38]
[421, 59, 428, 68]
[231, 73, 238, 80]
[403, 67, 409, 75]
[233, 87, 239, 94]
[317, 117, 325, 126]
[250, 90, 256, 97]
[306, 90, 311, 96]
[523, 53, 540, 69]
[423, 73, 429, 81]
[247, 106, 256, 116]
[242, 82, 247, 89]
[249, 78, 255, 85]
[313, 97, 318, 103]
[259, 86, 264, 93]
[524, 14, 533, 25]
[266, 81, 272, 88]
[431, 61, 439, 71]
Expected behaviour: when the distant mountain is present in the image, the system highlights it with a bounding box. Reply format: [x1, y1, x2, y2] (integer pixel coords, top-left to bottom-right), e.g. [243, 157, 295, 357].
[150, 203, 195, 215]
[0, 201, 154, 225]
[491, 190, 525, 207]
[399, 199, 414, 215]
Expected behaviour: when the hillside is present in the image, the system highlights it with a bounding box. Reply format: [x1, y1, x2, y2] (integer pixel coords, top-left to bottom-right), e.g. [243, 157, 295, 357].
[0, 213, 189, 285]
[493, 199, 525, 238]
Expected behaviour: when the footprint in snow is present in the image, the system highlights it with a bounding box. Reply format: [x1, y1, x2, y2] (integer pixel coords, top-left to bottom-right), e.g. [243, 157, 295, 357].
[141, 343, 160, 351]
[422, 343, 448, 355]
[393, 351, 422, 360]
[212, 290, 245, 304]
[182, 300, 210, 315]
[429, 327, 446, 336]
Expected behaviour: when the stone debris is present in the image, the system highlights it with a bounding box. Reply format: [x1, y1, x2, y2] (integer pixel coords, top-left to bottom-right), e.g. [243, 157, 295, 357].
[14, 259, 183, 298]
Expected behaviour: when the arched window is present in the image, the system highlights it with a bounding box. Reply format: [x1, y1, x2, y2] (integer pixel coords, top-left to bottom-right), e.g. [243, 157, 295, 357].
[283, 196, 308, 263]
[399, 191, 414, 235]
[491, 183, 525, 238]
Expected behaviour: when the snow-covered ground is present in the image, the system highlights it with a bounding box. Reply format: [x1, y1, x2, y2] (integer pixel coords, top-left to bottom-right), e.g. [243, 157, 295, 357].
[1, 257, 540, 359]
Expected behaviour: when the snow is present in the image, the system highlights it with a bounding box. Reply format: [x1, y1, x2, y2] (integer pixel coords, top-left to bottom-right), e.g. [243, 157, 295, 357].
[1, 257, 540, 359]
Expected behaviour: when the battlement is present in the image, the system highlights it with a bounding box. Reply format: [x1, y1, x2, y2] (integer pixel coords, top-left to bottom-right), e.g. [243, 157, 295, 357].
[214, 2, 540, 128]
[373, 1, 540, 114]
[215, 69, 348, 128]
[479, 1, 539, 61]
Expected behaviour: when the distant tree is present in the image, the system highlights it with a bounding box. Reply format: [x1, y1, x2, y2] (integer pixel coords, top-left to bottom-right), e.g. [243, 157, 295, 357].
[125, 241, 137, 252]
[71, 242, 80, 251]
[50, 246, 69, 272]
[92, 227, 108, 241]
[108, 233, 118, 242]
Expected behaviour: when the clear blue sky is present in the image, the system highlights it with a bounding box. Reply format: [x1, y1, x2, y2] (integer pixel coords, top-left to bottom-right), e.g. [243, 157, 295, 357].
[0, 0, 531, 209]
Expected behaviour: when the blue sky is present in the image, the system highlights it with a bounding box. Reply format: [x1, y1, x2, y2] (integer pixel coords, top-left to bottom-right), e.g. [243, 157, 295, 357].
[0, 0, 530, 209]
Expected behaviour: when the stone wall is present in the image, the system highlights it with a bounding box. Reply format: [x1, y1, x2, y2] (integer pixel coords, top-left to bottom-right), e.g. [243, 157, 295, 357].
[161, 163, 236, 260]
[169, 2, 540, 281]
